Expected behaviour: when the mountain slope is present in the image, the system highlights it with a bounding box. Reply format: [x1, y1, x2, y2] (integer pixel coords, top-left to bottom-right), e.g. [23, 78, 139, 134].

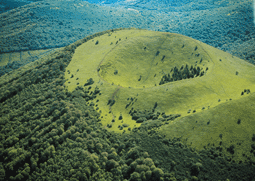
[64, 28, 255, 163]
[1, 28, 255, 180]
[161, 91, 255, 163]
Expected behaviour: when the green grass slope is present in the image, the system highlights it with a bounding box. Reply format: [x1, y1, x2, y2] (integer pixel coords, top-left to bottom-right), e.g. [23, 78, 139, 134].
[65, 29, 255, 126]
[161, 91, 255, 163]
[65, 28, 255, 162]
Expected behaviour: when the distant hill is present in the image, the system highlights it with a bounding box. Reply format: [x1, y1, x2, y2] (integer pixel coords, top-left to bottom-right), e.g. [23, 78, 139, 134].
[0, 0, 254, 73]
[0, 0, 44, 14]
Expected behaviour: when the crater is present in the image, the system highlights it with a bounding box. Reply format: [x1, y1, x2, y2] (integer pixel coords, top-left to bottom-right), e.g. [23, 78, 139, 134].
[98, 34, 211, 88]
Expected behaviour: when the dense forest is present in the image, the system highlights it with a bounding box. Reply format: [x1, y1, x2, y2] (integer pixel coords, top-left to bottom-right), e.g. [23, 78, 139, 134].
[1, 29, 255, 181]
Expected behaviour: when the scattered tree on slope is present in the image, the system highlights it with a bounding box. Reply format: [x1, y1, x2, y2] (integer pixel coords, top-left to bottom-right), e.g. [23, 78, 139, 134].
[159, 64, 207, 85]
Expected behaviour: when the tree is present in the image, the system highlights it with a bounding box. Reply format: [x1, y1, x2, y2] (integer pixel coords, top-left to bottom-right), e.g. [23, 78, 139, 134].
[130, 172, 141, 181]
[0, 163, 5, 181]
[84, 78, 94, 86]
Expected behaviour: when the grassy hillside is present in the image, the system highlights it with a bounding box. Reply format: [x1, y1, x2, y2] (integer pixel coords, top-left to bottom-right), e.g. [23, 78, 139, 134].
[1, 28, 255, 180]
[64, 29, 255, 164]
[65, 30, 253, 119]
[161, 92, 255, 163]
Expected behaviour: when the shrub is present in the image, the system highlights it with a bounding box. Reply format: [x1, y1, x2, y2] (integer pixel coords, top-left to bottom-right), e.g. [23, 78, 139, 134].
[130, 161, 138, 171]
[135, 164, 150, 173]
[152, 168, 164, 180]
[145, 170, 152, 180]
[95, 143, 103, 152]
[190, 162, 203, 176]
[136, 117, 146, 123]
[0, 163, 5, 179]
[252, 134, 255, 141]
[127, 148, 140, 160]
[108, 151, 118, 160]
[106, 159, 119, 171]
[142, 152, 150, 158]
[107, 99, 115, 106]
[130, 172, 141, 181]
[84, 78, 94, 86]
[143, 158, 154, 167]
[123, 123, 129, 127]
[101, 152, 108, 157]
[121, 164, 130, 178]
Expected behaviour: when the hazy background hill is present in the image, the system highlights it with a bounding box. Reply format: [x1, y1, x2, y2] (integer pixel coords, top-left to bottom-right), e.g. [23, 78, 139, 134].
[0, 0, 254, 72]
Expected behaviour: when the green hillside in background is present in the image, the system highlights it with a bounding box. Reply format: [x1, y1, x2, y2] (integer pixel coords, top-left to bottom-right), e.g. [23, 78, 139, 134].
[1, 28, 255, 181]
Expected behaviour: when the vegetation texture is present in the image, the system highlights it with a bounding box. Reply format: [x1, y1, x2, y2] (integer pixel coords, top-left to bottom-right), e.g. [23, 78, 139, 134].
[1, 29, 255, 181]
[0, 0, 254, 65]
